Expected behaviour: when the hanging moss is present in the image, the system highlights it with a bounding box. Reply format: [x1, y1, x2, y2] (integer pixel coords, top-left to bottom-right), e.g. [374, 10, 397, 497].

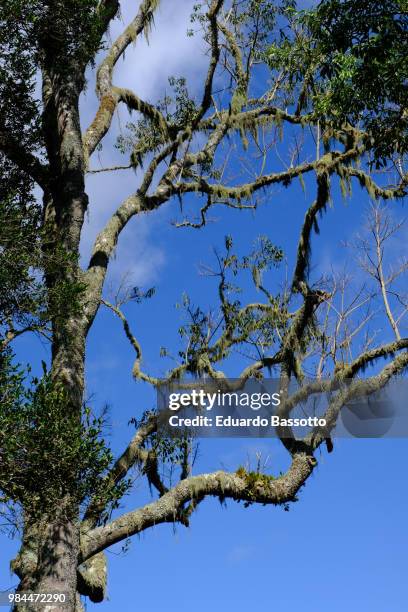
[231, 89, 247, 115]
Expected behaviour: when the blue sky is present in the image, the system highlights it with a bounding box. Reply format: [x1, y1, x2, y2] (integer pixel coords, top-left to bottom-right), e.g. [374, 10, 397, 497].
[1, 1, 408, 610]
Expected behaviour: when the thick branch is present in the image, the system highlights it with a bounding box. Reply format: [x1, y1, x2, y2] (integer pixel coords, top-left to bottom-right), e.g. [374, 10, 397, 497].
[0, 131, 49, 190]
[308, 348, 408, 449]
[84, 193, 147, 325]
[345, 167, 408, 201]
[83, 0, 162, 160]
[80, 452, 316, 561]
[279, 337, 408, 418]
[192, 0, 223, 125]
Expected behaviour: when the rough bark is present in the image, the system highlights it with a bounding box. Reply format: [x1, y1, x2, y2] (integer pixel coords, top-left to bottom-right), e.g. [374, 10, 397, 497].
[11, 35, 89, 606]
[12, 505, 80, 612]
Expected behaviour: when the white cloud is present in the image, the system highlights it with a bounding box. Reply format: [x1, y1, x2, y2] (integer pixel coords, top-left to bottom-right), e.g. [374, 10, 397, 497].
[81, 167, 167, 288]
[80, 0, 207, 287]
[114, 0, 208, 102]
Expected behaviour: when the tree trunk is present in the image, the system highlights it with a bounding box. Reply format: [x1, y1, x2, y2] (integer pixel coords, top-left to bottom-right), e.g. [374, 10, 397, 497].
[12, 503, 81, 611]
[11, 68, 89, 609]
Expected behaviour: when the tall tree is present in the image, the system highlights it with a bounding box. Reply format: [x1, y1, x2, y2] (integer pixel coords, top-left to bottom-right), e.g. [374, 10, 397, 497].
[0, 1, 407, 609]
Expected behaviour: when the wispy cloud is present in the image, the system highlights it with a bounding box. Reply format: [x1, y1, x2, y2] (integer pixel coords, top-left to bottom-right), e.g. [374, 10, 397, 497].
[114, 0, 208, 102]
[80, 0, 207, 288]
[227, 544, 256, 564]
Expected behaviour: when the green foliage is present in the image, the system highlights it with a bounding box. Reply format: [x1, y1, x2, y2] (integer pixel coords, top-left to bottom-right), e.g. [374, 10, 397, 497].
[116, 77, 197, 166]
[0, 355, 126, 519]
[0, 3, 43, 320]
[0, 195, 44, 328]
[1, 0, 112, 68]
[307, 0, 408, 163]
[0, 3, 41, 147]
[236, 466, 277, 505]
[166, 236, 288, 376]
[0, 2, 96, 336]
[0, 200, 87, 336]
[267, 1, 408, 163]
[130, 411, 192, 482]
[242, 235, 284, 275]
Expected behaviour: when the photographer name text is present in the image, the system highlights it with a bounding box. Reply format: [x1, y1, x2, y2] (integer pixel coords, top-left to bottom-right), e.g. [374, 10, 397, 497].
[167, 415, 327, 428]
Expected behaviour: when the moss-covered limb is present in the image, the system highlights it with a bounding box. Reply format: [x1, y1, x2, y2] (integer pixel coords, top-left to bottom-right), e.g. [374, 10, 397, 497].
[83, 0, 161, 159]
[344, 167, 408, 200]
[291, 147, 364, 294]
[237, 355, 282, 381]
[80, 452, 317, 561]
[218, 21, 247, 113]
[96, 0, 160, 96]
[77, 552, 107, 603]
[196, 103, 312, 137]
[344, 337, 408, 377]
[173, 143, 360, 205]
[82, 109, 240, 325]
[275, 337, 408, 422]
[291, 170, 330, 294]
[212, 102, 314, 130]
[275, 290, 329, 384]
[87, 163, 133, 174]
[151, 95, 316, 210]
[156, 93, 292, 201]
[138, 126, 201, 195]
[193, 0, 223, 126]
[174, 158, 316, 201]
[285, 151, 405, 374]
[116, 87, 170, 138]
[84, 84, 171, 167]
[84, 193, 151, 328]
[83, 90, 119, 163]
[307, 349, 408, 451]
[230, 104, 312, 131]
[152, 122, 229, 203]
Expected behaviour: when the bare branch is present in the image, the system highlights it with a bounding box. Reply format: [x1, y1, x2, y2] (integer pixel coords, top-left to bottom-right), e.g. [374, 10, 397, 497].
[100, 299, 159, 385]
[88, 163, 133, 174]
[175, 195, 256, 228]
